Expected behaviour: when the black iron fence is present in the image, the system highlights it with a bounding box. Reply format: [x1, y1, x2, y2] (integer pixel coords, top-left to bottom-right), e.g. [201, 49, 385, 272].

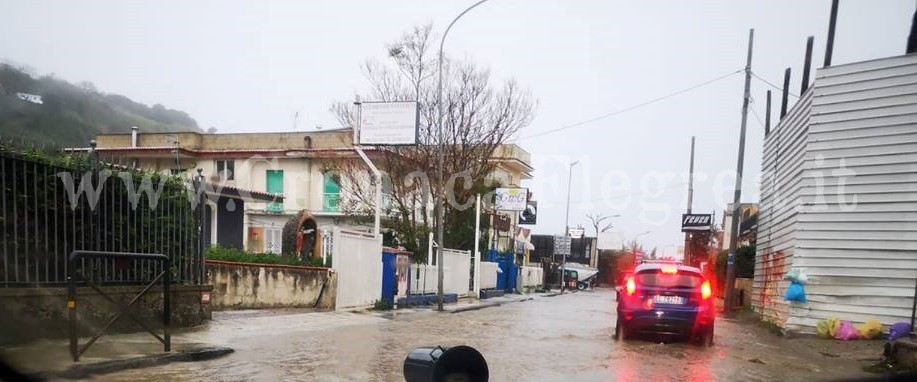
[0, 142, 205, 286]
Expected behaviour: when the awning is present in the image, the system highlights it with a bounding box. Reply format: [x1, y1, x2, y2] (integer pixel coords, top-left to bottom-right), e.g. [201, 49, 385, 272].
[204, 183, 282, 203]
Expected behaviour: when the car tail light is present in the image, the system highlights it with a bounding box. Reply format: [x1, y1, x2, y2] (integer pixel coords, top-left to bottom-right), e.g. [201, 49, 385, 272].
[661, 265, 678, 274]
[701, 280, 712, 300]
[625, 276, 636, 296]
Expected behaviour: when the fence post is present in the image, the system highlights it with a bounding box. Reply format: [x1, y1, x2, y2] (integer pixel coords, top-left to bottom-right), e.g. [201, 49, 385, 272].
[164, 257, 171, 352]
[196, 169, 205, 284]
[68, 272, 77, 361]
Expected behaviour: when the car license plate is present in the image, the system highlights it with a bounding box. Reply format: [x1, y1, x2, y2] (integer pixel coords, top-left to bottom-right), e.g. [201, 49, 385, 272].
[653, 295, 684, 305]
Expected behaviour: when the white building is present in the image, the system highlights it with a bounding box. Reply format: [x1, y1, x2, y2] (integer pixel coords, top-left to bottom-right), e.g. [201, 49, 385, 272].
[92, 128, 533, 256]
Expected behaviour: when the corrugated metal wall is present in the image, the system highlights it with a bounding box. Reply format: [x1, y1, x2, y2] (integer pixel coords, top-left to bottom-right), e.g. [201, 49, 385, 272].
[788, 54, 917, 332]
[754, 89, 813, 327]
[755, 54, 917, 333]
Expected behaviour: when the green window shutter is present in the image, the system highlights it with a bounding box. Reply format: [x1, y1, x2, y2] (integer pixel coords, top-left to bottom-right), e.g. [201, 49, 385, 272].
[323, 173, 341, 211]
[266, 170, 284, 213]
[266, 170, 284, 193]
[323, 173, 340, 194]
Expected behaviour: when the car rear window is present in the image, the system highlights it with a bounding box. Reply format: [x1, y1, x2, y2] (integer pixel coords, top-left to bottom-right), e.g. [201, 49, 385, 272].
[636, 270, 702, 289]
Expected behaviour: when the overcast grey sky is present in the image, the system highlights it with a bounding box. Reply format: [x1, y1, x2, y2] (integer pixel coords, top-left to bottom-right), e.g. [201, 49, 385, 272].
[3, 0, 913, 253]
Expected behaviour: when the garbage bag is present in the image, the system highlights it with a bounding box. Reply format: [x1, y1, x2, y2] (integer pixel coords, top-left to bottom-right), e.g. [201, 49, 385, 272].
[835, 320, 860, 341]
[783, 268, 808, 284]
[784, 281, 806, 303]
[856, 319, 883, 340]
[784, 269, 801, 282]
[816, 317, 840, 338]
[888, 322, 912, 341]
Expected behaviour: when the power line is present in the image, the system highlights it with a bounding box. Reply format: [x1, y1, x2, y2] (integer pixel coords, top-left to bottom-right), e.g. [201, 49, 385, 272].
[751, 71, 799, 99]
[514, 69, 744, 142]
[541, 181, 688, 205]
[750, 105, 767, 130]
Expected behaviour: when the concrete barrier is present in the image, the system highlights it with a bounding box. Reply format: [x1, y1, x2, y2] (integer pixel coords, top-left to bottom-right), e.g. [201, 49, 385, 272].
[0, 284, 211, 345]
[206, 260, 336, 310]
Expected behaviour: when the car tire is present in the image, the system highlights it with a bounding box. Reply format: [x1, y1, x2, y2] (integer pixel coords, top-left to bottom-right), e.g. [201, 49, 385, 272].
[615, 316, 628, 341]
[694, 325, 714, 347]
[577, 282, 587, 290]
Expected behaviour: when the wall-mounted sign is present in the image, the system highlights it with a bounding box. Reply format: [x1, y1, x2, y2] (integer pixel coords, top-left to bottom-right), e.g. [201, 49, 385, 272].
[681, 214, 713, 232]
[358, 101, 419, 145]
[493, 214, 512, 232]
[494, 187, 528, 211]
[518, 200, 537, 225]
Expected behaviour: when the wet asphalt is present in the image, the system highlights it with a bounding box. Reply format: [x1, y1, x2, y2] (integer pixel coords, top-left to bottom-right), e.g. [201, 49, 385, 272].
[97, 289, 880, 381]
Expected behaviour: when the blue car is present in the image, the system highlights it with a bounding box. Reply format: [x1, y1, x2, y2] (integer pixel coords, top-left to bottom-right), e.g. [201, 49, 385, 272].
[615, 262, 715, 346]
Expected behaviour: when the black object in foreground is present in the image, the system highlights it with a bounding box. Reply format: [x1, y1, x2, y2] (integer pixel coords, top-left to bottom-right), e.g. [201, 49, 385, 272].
[403, 346, 488, 382]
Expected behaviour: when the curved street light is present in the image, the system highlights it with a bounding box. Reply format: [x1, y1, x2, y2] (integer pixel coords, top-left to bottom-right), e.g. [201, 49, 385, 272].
[630, 231, 651, 251]
[560, 160, 580, 294]
[436, 0, 491, 312]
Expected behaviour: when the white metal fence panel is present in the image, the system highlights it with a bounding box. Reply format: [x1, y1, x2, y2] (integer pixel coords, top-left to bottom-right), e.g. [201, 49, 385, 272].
[479, 262, 499, 290]
[521, 266, 543, 288]
[331, 228, 382, 310]
[442, 248, 471, 296]
[408, 249, 472, 296]
[409, 264, 440, 295]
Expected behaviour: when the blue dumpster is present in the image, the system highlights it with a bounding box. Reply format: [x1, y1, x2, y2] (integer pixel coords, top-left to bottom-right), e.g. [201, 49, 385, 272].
[488, 250, 518, 293]
[381, 250, 397, 306]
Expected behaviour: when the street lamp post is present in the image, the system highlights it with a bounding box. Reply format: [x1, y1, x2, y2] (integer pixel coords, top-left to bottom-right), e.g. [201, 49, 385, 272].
[630, 231, 651, 261]
[436, 0, 491, 312]
[561, 160, 579, 294]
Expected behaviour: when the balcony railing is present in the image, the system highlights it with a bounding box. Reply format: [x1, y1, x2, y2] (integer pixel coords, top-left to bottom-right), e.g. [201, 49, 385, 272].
[266, 201, 284, 213]
[323, 193, 341, 212]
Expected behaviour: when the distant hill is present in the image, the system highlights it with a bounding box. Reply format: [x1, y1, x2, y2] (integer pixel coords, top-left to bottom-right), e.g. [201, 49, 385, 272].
[0, 63, 200, 146]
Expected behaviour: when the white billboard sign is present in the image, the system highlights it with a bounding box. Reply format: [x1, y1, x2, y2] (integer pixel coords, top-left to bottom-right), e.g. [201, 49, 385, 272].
[358, 101, 419, 145]
[597, 231, 625, 250]
[494, 188, 528, 211]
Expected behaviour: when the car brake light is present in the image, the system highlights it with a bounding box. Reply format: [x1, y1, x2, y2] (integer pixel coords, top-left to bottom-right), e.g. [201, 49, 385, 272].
[625, 276, 636, 296]
[661, 265, 678, 274]
[701, 280, 712, 300]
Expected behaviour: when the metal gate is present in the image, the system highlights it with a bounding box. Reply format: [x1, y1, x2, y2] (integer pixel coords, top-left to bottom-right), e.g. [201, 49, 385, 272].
[68, 250, 171, 361]
[331, 227, 382, 309]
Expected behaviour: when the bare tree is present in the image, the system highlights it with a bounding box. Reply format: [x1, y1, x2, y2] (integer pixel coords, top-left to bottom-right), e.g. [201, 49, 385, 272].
[586, 213, 616, 237]
[329, 24, 535, 256]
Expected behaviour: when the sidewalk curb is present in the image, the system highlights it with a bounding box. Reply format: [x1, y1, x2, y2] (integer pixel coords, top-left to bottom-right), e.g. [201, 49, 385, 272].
[449, 297, 533, 314]
[30, 346, 234, 380]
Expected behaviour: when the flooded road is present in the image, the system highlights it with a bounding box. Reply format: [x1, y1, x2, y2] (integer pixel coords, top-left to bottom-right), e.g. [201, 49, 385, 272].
[100, 289, 877, 381]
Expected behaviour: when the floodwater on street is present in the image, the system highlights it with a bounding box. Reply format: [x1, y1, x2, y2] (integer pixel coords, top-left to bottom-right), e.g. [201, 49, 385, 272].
[99, 289, 878, 382]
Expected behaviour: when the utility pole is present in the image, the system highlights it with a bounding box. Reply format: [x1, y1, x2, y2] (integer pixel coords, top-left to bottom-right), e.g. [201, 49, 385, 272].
[683, 136, 695, 265]
[725, 29, 754, 315]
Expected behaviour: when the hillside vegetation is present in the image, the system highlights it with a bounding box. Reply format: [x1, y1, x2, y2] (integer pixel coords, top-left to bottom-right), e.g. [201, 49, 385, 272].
[0, 63, 200, 146]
